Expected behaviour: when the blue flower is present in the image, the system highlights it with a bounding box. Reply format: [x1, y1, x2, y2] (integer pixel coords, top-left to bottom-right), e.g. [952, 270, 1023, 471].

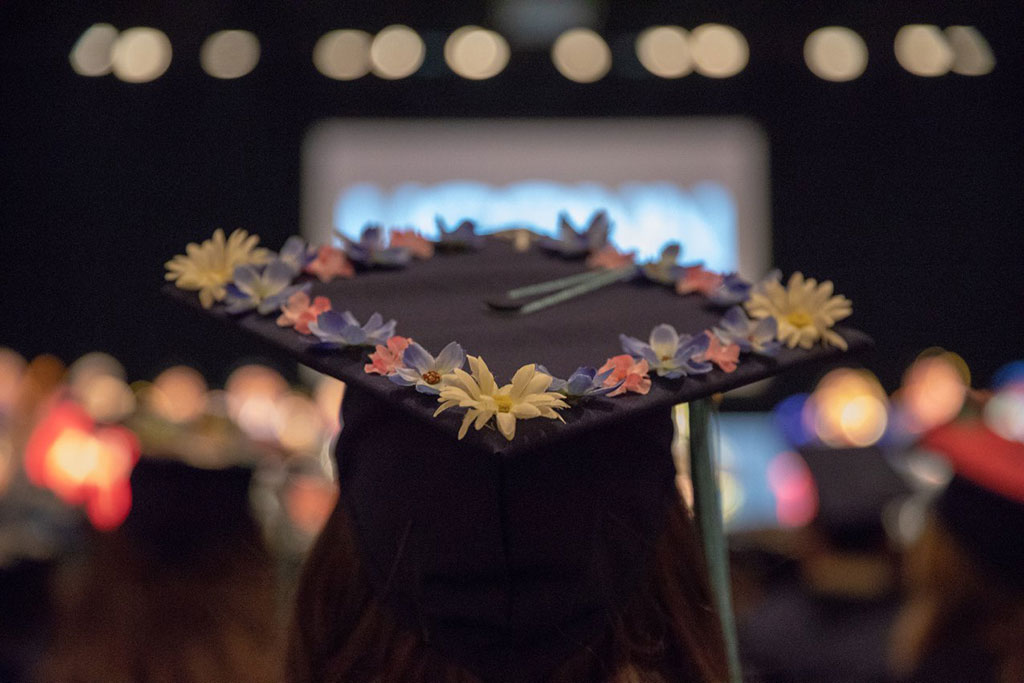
[538, 365, 621, 399]
[338, 225, 412, 268]
[278, 235, 318, 276]
[639, 243, 685, 285]
[712, 306, 781, 356]
[390, 341, 466, 394]
[706, 273, 753, 306]
[435, 217, 485, 251]
[620, 324, 712, 378]
[223, 259, 309, 315]
[308, 310, 396, 350]
[538, 210, 610, 258]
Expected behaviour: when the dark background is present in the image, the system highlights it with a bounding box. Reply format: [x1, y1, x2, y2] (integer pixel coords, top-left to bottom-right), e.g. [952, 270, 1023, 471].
[2, 1, 1022, 400]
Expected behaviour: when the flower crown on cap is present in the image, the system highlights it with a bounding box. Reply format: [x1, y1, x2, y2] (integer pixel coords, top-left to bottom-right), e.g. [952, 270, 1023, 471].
[166, 217, 853, 441]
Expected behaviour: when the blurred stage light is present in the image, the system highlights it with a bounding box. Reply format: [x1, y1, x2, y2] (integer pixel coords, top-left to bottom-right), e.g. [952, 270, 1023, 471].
[226, 364, 287, 440]
[551, 28, 611, 83]
[200, 29, 260, 79]
[984, 385, 1024, 443]
[111, 27, 172, 83]
[273, 392, 324, 453]
[992, 360, 1024, 390]
[690, 24, 748, 78]
[313, 29, 372, 80]
[894, 25, 953, 77]
[766, 450, 818, 528]
[370, 25, 425, 80]
[69, 23, 118, 76]
[804, 26, 868, 82]
[898, 349, 968, 434]
[808, 368, 889, 448]
[945, 26, 996, 76]
[444, 26, 510, 80]
[635, 26, 692, 79]
[314, 375, 345, 433]
[148, 365, 208, 423]
[0, 348, 26, 415]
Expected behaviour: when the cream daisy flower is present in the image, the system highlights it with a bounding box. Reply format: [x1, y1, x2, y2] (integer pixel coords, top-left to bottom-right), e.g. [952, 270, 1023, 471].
[744, 272, 852, 350]
[165, 229, 271, 308]
[434, 356, 569, 441]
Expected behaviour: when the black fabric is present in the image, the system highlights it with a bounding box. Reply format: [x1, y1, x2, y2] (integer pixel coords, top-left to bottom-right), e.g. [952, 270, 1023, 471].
[165, 237, 871, 455]
[336, 382, 678, 683]
[799, 447, 909, 550]
[936, 474, 1024, 590]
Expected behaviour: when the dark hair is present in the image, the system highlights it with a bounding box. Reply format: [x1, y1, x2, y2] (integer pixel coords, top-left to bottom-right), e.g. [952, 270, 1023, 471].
[287, 493, 727, 682]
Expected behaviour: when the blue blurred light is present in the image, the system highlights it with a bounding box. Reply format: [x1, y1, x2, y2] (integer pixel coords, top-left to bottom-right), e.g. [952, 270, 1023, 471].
[991, 360, 1024, 390]
[773, 393, 814, 447]
[333, 179, 738, 270]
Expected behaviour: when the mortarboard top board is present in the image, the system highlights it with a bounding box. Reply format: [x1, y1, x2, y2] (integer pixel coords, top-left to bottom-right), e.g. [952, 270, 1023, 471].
[163, 221, 870, 683]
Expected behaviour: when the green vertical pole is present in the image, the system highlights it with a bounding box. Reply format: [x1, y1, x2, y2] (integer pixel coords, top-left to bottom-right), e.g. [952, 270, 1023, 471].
[688, 399, 742, 683]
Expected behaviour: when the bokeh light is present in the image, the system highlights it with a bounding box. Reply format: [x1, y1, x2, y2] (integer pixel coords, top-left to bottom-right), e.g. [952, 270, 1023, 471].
[274, 392, 325, 453]
[314, 375, 346, 433]
[804, 26, 868, 82]
[200, 30, 260, 79]
[444, 26, 510, 80]
[807, 368, 889, 447]
[635, 26, 692, 79]
[766, 450, 818, 527]
[991, 360, 1024, 390]
[897, 349, 968, 434]
[147, 365, 209, 423]
[111, 27, 172, 83]
[984, 384, 1024, 443]
[773, 393, 813, 446]
[313, 29, 372, 80]
[369, 25, 425, 80]
[69, 23, 118, 76]
[226, 365, 288, 441]
[945, 26, 995, 76]
[894, 25, 953, 77]
[0, 348, 27, 415]
[284, 474, 338, 536]
[551, 28, 612, 83]
[690, 24, 748, 78]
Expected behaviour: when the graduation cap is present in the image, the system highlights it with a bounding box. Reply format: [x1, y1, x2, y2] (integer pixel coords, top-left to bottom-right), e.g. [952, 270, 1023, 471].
[164, 224, 869, 682]
[922, 419, 1024, 590]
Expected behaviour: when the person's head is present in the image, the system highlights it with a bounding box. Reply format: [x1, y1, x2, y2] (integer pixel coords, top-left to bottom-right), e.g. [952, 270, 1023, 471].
[891, 420, 1024, 683]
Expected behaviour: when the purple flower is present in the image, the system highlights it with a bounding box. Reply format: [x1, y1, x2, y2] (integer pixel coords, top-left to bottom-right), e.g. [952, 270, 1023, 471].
[538, 210, 610, 258]
[639, 243, 685, 285]
[223, 259, 309, 315]
[278, 235, 318, 276]
[338, 225, 412, 268]
[308, 310, 396, 350]
[706, 273, 753, 306]
[538, 365, 621, 399]
[435, 217, 485, 251]
[620, 323, 712, 378]
[390, 341, 466, 394]
[712, 306, 780, 356]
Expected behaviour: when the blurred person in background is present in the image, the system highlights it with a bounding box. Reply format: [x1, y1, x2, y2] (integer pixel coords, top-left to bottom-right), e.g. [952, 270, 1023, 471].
[36, 457, 283, 683]
[740, 446, 909, 683]
[890, 410, 1024, 683]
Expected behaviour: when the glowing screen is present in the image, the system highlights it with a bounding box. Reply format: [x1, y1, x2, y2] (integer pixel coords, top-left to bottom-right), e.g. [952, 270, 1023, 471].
[302, 118, 770, 278]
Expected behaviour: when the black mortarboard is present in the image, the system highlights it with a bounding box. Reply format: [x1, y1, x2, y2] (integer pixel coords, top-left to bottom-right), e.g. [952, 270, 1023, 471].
[164, 227, 870, 682]
[798, 446, 910, 550]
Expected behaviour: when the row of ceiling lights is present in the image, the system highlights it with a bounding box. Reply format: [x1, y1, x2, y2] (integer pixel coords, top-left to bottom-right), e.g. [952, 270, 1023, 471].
[70, 23, 995, 85]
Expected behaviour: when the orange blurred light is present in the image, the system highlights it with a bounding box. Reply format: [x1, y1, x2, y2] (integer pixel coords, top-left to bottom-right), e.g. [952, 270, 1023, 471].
[0, 348, 27, 413]
[899, 350, 968, 433]
[314, 376, 346, 433]
[284, 474, 338, 535]
[807, 368, 889, 447]
[274, 392, 325, 453]
[148, 365, 208, 423]
[226, 365, 287, 440]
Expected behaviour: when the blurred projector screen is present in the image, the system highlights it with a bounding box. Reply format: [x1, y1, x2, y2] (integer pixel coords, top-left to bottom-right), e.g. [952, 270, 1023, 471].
[302, 118, 769, 277]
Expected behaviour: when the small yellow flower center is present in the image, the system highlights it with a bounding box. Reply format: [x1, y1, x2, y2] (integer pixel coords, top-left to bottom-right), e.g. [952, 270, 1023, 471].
[494, 395, 514, 413]
[422, 370, 441, 385]
[785, 309, 814, 328]
[661, 355, 672, 361]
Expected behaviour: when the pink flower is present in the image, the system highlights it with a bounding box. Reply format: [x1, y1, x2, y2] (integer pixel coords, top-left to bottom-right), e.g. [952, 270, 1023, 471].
[305, 245, 355, 282]
[698, 331, 740, 373]
[277, 292, 332, 335]
[389, 229, 435, 260]
[598, 354, 652, 397]
[587, 245, 636, 270]
[364, 336, 413, 376]
[676, 265, 724, 296]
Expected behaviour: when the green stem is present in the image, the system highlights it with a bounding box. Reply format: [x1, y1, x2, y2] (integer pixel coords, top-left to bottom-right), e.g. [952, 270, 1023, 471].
[517, 266, 634, 315]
